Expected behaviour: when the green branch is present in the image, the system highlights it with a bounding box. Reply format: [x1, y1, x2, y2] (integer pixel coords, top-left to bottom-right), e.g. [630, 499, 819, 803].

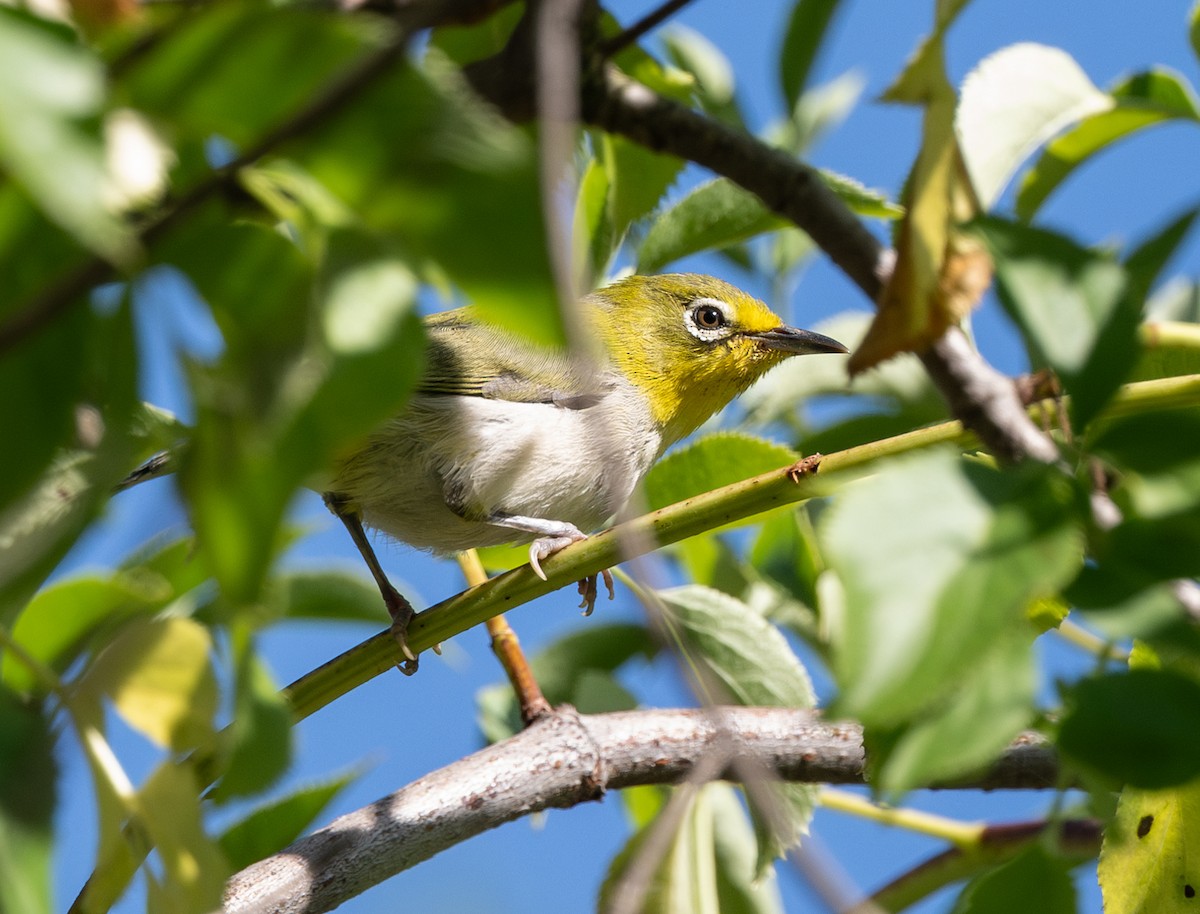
[282, 372, 1200, 722]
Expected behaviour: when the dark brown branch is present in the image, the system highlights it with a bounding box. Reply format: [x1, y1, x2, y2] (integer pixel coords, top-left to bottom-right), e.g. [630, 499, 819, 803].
[222, 707, 1059, 914]
[598, 0, 697, 58]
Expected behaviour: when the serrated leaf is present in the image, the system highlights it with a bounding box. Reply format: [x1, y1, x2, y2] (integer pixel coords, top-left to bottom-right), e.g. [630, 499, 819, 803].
[951, 845, 1077, 914]
[1099, 778, 1200, 914]
[79, 616, 217, 751]
[657, 585, 815, 868]
[643, 433, 798, 514]
[957, 43, 1113, 210]
[822, 449, 1082, 726]
[779, 0, 843, 109]
[1059, 670, 1200, 788]
[973, 216, 1135, 429]
[1017, 68, 1200, 219]
[218, 769, 359, 870]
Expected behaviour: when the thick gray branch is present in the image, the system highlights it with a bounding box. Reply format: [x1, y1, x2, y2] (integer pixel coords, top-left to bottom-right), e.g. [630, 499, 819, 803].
[223, 707, 1057, 914]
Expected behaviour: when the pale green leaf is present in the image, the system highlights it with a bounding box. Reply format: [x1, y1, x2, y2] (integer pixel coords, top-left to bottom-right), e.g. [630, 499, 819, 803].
[1099, 778, 1200, 914]
[0, 9, 132, 261]
[664, 26, 743, 127]
[1016, 69, 1200, 219]
[957, 43, 1113, 209]
[79, 617, 217, 751]
[822, 450, 1082, 726]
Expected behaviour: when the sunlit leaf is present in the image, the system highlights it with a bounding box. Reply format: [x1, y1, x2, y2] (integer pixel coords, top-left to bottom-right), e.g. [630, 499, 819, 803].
[1099, 778, 1200, 914]
[1017, 69, 1200, 219]
[823, 449, 1082, 726]
[78, 616, 217, 751]
[664, 26, 743, 127]
[643, 433, 798, 514]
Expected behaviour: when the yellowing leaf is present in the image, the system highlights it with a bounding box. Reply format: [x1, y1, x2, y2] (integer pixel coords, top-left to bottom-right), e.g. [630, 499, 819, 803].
[81, 617, 217, 751]
[851, 30, 988, 375]
[1100, 779, 1200, 913]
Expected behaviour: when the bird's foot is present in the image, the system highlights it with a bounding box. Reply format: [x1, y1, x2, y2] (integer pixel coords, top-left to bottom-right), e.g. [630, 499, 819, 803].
[577, 569, 616, 616]
[382, 583, 419, 676]
[527, 530, 589, 581]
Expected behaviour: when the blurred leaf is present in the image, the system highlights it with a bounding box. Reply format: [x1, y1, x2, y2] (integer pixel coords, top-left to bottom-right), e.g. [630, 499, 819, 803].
[873, 628, 1035, 794]
[657, 585, 815, 868]
[0, 188, 90, 316]
[600, 783, 785, 914]
[857, 14, 985, 374]
[0, 8, 132, 261]
[1017, 69, 1200, 219]
[779, 0, 844, 109]
[951, 845, 1077, 914]
[138, 761, 228, 914]
[751, 509, 824, 618]
[273, 568, 391, 625]
[1099, 778, 1200, 914]
[1059, 670, 1200, 788]
[957, 43, 1112, 210]
[4, 571, 170, 693]
[428, 3, 523, 66]
[1090, 408, 1200, 476]
[774, 71, 865, 156]
[1147, 278, 1200, 323]
[78, 616, 217, 751]
[822, 450, 1083, 726]
[974, 217, 1135, 428]
[0, 689, 55, 914]
[122, 5, 369, 148]
[1124, 208, 1199, 310]
[212, 651, 292, 802]
[218, 769, 358, 870]
[664, 26, 744, 127]
[638, 175, 897, 274]
[644, 433, 797, 513]
[292, 51, 561, 346]
[477, 623, 654, 743]
[1193, 1, 1200, 62]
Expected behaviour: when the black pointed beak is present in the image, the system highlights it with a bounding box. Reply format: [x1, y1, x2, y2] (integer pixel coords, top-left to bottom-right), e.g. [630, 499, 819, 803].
[749, 326, 848, 355]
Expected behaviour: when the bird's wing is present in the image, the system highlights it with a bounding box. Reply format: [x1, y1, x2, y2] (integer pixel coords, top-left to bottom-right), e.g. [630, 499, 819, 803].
[417, 309, 607, 408]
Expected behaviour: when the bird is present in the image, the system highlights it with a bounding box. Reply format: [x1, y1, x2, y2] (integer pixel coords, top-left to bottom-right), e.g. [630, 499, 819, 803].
[120, 273, 847, 674]
[317, 273, 846, 672]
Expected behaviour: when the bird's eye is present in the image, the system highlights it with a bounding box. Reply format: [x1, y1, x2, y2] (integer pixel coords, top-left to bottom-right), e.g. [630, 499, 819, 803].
[694, 305, 725, 329]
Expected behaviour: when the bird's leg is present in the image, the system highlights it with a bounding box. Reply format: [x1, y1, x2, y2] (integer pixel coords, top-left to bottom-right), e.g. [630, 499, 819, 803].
[489, 513, 616, 615]
[323, 492, 419, 675]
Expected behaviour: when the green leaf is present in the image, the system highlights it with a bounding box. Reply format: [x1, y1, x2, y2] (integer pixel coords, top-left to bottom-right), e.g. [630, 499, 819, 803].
[428, 3, 523, 67]
[643, 433, 798, 514]
[212, 652, 292, 802]
[1059, 670, 1200, 788]
[657, 584, 816, 868]
[273, 568, 392, 625]
[1016, 68, 1200, 219]
[138, 761, 229, 914]
[1125, 208, 1200, 311]
[477, 623, 655, 743]
[779, 0, 844, 109]
[1192, 1, 1200, 63]
[77, 616, 218, 751]
[973, 217, 1136, 429]
[951, 845, 1077, 914]
[1099, 778, 1200, 914]
[822, 450, 1083, 727]
[217, 769, 358, 870]
[957, 43, 1112, 210]
[0, 8, 132, 261]
[600, 783, 785, 914]
[663, 26, 744, 128]
[0, 689, 55, 914]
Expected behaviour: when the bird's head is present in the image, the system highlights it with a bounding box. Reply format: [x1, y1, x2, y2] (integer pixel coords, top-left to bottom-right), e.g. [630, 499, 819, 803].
[588, 273, 847, 445]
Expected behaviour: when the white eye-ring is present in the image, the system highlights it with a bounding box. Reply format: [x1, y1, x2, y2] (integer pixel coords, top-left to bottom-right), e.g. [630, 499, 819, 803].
[684, 298, 734, 342]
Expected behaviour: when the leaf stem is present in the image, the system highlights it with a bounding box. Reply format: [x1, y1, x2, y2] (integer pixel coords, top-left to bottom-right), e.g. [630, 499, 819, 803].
[819, 788, 984, 848]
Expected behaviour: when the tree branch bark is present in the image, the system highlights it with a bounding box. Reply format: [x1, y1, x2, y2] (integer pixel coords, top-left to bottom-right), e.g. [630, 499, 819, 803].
[223, 707, 1059, 914]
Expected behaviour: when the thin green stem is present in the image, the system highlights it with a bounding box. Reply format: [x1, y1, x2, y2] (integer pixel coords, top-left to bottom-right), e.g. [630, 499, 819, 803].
[820, 788, 984, 848]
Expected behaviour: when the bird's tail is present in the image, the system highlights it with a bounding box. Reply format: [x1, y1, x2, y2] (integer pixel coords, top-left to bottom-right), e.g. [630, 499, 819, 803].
[114, 451, 176, 492]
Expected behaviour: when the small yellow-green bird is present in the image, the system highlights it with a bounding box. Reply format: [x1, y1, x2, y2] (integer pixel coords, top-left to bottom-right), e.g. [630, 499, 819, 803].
[318, 273, 846, 669]
[122, 273, 845, 672]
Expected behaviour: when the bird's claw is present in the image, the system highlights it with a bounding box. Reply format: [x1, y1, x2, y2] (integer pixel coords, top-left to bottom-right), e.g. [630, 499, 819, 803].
[576, 568, 616, 616]
[528, 531, 588, 581]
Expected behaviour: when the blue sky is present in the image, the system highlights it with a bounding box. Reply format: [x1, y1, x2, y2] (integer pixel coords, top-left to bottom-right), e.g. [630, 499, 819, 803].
[52, 1, 1200, 912]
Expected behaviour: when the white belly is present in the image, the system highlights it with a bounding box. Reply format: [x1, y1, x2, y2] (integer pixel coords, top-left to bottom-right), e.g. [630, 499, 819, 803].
[331, 386, 662, 554]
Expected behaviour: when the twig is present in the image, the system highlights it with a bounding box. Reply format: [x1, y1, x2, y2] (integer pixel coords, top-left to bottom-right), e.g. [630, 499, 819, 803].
[597, 0, 697, 58]
[221, 708, 1060, 914]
